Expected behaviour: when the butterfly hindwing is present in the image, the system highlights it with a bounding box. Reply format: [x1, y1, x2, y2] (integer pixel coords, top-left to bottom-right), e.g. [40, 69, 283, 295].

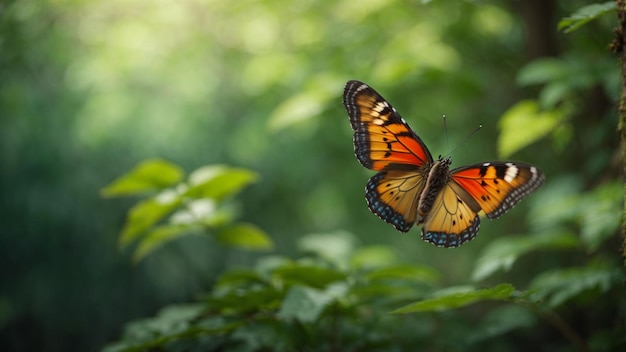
[365, 170, 426, 232]
[420, 181, 482, 247]
[343, 80, 433, 171]
[451, 162, 545, 219]
[420, 163, 544, 247]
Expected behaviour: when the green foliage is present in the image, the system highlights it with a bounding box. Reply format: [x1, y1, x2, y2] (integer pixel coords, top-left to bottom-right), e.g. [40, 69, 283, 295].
[277, 283, 348, 322]
[104, 223, 624, 351]
[216, 223, 273, 250]
[517, 56, 617, 109]
[102, 160, 271, 261]
[497, 100, 566, 158]
[471, 232, 580, 281]
[578, 182, 623, 251]
[472, 179, 622, 282]
[528, 265, 621, 308]
[558, 2, 616, 33]
[529, 179, 623, 252]
[103, 159, 624, 350]
[268, 76, 340, 132]
[101, 159, 184, 197]
[391, 284, 515, 314]
[465, 305, 537, 344]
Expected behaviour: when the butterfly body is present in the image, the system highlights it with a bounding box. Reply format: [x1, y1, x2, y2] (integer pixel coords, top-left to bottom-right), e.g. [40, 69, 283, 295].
[416, 156, 452, 221]
[343, 80, 544, 248]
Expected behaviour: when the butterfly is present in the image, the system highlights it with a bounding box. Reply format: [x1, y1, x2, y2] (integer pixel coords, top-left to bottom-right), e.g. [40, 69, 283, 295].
[343, 80, 545, 248]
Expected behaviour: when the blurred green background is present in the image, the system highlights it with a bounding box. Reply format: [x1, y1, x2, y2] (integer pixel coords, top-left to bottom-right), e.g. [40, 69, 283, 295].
[0, 0, 621, 351]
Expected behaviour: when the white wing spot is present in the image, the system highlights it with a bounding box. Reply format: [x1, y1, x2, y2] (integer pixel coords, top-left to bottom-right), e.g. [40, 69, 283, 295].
[504, 164, 519, 183]
[373, 102, 387, 113]
[373, 118, 385, 126]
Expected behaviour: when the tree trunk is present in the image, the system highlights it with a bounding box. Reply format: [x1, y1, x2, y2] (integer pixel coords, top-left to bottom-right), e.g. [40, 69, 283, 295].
[512, 0, 559, 59]
[612, 0, 626, 285]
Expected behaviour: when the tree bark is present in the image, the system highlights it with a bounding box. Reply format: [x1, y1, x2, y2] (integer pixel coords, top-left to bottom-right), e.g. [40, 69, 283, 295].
[512, 0, 559, 59]
[612, 0, 626, 285]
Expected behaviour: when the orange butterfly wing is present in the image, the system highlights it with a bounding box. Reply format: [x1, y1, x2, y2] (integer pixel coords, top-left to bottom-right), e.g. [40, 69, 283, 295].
[344, 80, 433, 232]
[420, 182, 482, 247]
[451, 162, 545, 219]
[343, 80, 433, 171]
[420, 162, 545, 247]
[365, 171, 426, 232]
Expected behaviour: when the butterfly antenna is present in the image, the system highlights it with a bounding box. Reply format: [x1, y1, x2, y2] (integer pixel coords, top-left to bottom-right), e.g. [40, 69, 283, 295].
[448, 124, 483, 156]
[443, 115, 449, 151]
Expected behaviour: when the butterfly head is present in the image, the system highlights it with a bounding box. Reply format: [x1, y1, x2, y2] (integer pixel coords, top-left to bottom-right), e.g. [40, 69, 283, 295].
[437, 155, 452, 165]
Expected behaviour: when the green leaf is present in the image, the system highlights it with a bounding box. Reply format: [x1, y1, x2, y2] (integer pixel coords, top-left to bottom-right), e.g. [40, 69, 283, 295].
[498, 100, 564, 158]
[390, 283, 515, 314]
[472, 233, 580, 281]
[119, 190, 183, 248]
[350, 245, 400, 269]
[351, 281, 426, 304]
[228, 320, 283, 352]
[528, 266, 620, 307]
[550, 123, 575, 154]
[558, 2, 616, 33]
[517, 57, 613, 109]
[517, 59, 575, 108]
[525, 176, 583, 229]
[277, 283, 348, 322]
[214, 269, 267, 290]
[517, 58, 566, 86]
[267, 89, 330, 132]
[208, 285, 281, 313]
[105, 304, 244, 351]
[297, 231, 356, 268]
[122, 303, 205, 339]
[366, 264, 440, 285]
[466, 305, 536, 343]
[185, 165, 258, 201]
[151, 303, 206, 331]
[103, 315, 240, 352]
[273, 264, 346, 289]
[354, 264, 439, 304]
[101, 159, 184, 197]
[169, 199, 234, 227]
[528, 179, 621, 252]
[215, 223, 273, 250]
[579, 181, 623, 252]
[133, 224, 193, 262]
[539, 82, 571, 109]
[254, 255, 293, 277]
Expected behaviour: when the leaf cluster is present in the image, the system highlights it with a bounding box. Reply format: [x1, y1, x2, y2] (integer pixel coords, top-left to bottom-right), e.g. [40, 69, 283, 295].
[101, 159, 272, 262]
[103, 159, 623, 352]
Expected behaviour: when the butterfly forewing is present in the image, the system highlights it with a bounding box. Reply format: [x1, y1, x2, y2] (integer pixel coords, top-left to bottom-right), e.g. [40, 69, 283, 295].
[451, 162, 545, 219]
[343, 80, 433, 171]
